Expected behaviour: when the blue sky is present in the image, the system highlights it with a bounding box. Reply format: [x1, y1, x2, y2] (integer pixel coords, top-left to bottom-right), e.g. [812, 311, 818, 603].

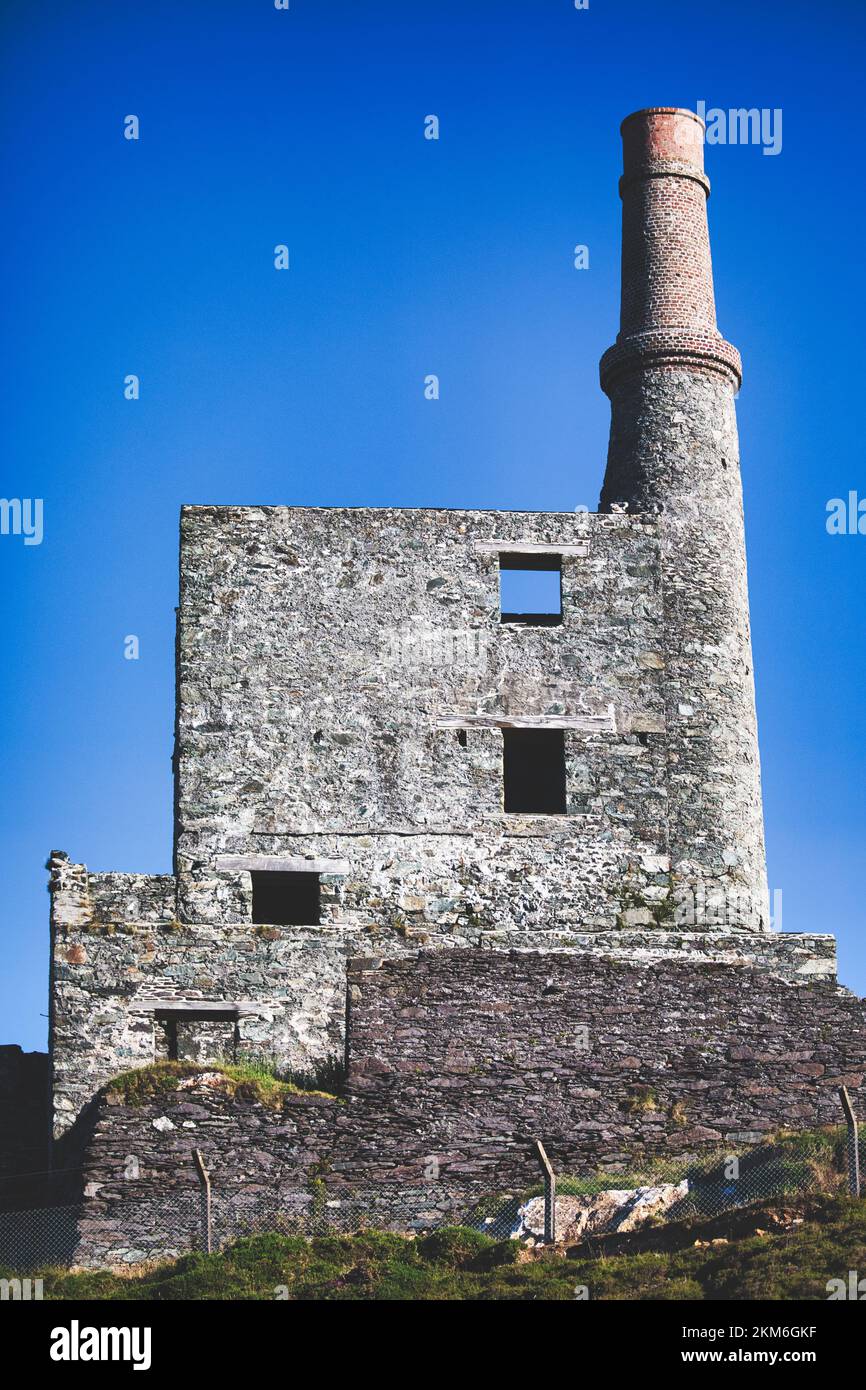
[2, 0, 864, 1051]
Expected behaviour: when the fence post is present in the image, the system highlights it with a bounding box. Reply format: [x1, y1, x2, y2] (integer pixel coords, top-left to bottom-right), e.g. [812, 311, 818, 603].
[192, 1148, 212, 1253]
[838, 1086, 861, 1198]
[533, 1138, 556, 1244]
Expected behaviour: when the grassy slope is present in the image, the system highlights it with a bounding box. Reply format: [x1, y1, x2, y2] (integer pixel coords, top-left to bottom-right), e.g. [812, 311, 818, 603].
[28, 1197, 866, 1301]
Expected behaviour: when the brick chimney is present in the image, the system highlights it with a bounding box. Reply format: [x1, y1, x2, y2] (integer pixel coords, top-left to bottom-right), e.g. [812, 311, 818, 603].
[600, 107, 741, 405]
[599, 108, 769, 931]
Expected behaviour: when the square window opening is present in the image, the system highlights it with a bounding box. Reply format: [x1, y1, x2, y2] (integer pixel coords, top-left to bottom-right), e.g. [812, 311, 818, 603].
[499, 554, 562, 625]
[502, 728, 567, 814]
[155, 1011, 238, 1064]
[251, 870, 321, 926]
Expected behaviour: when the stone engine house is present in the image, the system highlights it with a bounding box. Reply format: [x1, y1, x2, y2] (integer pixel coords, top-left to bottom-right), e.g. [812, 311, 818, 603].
[16, 111, 860, 1192]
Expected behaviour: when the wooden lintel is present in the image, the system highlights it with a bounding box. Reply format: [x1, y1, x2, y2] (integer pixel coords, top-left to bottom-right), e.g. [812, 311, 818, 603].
[216, 854, 350, 875]
[473, 540, 589, 557]
[437, 707, 616, 734]
[129, 999, 260, 1017]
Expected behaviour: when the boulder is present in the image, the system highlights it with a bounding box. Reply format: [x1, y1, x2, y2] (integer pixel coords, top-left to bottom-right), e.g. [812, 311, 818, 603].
[516, 1180, 690, 1243]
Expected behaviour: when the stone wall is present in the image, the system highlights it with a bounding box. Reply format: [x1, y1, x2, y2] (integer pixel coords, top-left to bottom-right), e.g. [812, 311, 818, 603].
[71, 1079, 340, 1265]
[600, 109, 767, 929]
[175, 505, 674, 933]
[48, 852, 354, 1139]
[68, 948, 865, 1263]
[49, 843, 838, 1142]
[343, 951, 866, 1180]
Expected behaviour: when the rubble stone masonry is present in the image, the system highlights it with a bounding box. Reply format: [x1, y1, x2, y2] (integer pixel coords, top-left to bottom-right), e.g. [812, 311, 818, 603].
[3, 111, 858, 1223]
[69, 949, 866, 1264]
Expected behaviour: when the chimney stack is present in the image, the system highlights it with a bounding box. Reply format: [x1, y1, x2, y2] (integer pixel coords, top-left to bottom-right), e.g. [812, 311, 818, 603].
[599, 108, 769, 931]
[600, 106, 741, 413]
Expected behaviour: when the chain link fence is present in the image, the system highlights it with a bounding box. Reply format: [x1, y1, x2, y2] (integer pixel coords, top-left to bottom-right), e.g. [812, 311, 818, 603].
[1, 1127, 863, 1273]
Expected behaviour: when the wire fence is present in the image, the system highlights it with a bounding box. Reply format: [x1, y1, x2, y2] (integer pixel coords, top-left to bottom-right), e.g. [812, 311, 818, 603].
[1, 1124, 864, 1274]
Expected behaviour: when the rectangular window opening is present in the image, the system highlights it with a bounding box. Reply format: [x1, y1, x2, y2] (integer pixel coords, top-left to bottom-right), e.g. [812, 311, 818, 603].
[155, 1012, 239, 1064]
[251, 870, 321, 926]
[499, 553, 562, 625]
[502, 728, 567, 814]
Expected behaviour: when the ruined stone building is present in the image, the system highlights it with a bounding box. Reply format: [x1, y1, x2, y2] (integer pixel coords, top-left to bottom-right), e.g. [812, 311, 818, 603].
[2, 113, 863, 1247]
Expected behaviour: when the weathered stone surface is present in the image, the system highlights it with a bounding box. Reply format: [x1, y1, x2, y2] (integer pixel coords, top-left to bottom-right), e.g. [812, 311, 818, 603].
[3, 111, 858, 1264]
[47, 855, 839, 1136]
[175, 504, 670, 933]
[600, 109, 767, 929]
[63, 947, 866, 1264]
[517, 1181, 690, 1242]
[338, 951, 866, 1182]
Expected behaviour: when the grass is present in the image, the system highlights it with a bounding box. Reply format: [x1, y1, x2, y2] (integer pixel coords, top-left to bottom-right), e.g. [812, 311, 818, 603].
[105, 1059, 339, 1109]
[18, 1197, 866, 1300]
[512, 1126, 851, 1206]
[621, 1085, 659, 1115]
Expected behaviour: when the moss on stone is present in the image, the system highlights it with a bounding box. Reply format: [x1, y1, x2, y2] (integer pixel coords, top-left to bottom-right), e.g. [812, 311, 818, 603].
[669, 1099, 689, 1128]
[104, 1060, 338, 1109]
[621, 1085, 659, 1115]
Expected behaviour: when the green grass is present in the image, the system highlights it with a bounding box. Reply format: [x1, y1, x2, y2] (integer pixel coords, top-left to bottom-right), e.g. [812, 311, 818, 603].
[19, 1197, 866, 1301]
[105, 1060, 338, 1109]
[513, 1126, 849, 1205]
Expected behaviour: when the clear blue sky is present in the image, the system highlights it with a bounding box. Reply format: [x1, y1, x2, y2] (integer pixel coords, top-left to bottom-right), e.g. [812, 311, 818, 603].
[2, 0, 864, 1052]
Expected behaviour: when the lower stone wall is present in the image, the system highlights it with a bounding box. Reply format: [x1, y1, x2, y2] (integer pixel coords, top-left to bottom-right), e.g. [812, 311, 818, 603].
[71, 1079, 339, 1264]
[66, 948, 866, 1263]
[50, 915, 355, 1140]
[49, 852, 841, 1140]
[342, 951, 866, 1181]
